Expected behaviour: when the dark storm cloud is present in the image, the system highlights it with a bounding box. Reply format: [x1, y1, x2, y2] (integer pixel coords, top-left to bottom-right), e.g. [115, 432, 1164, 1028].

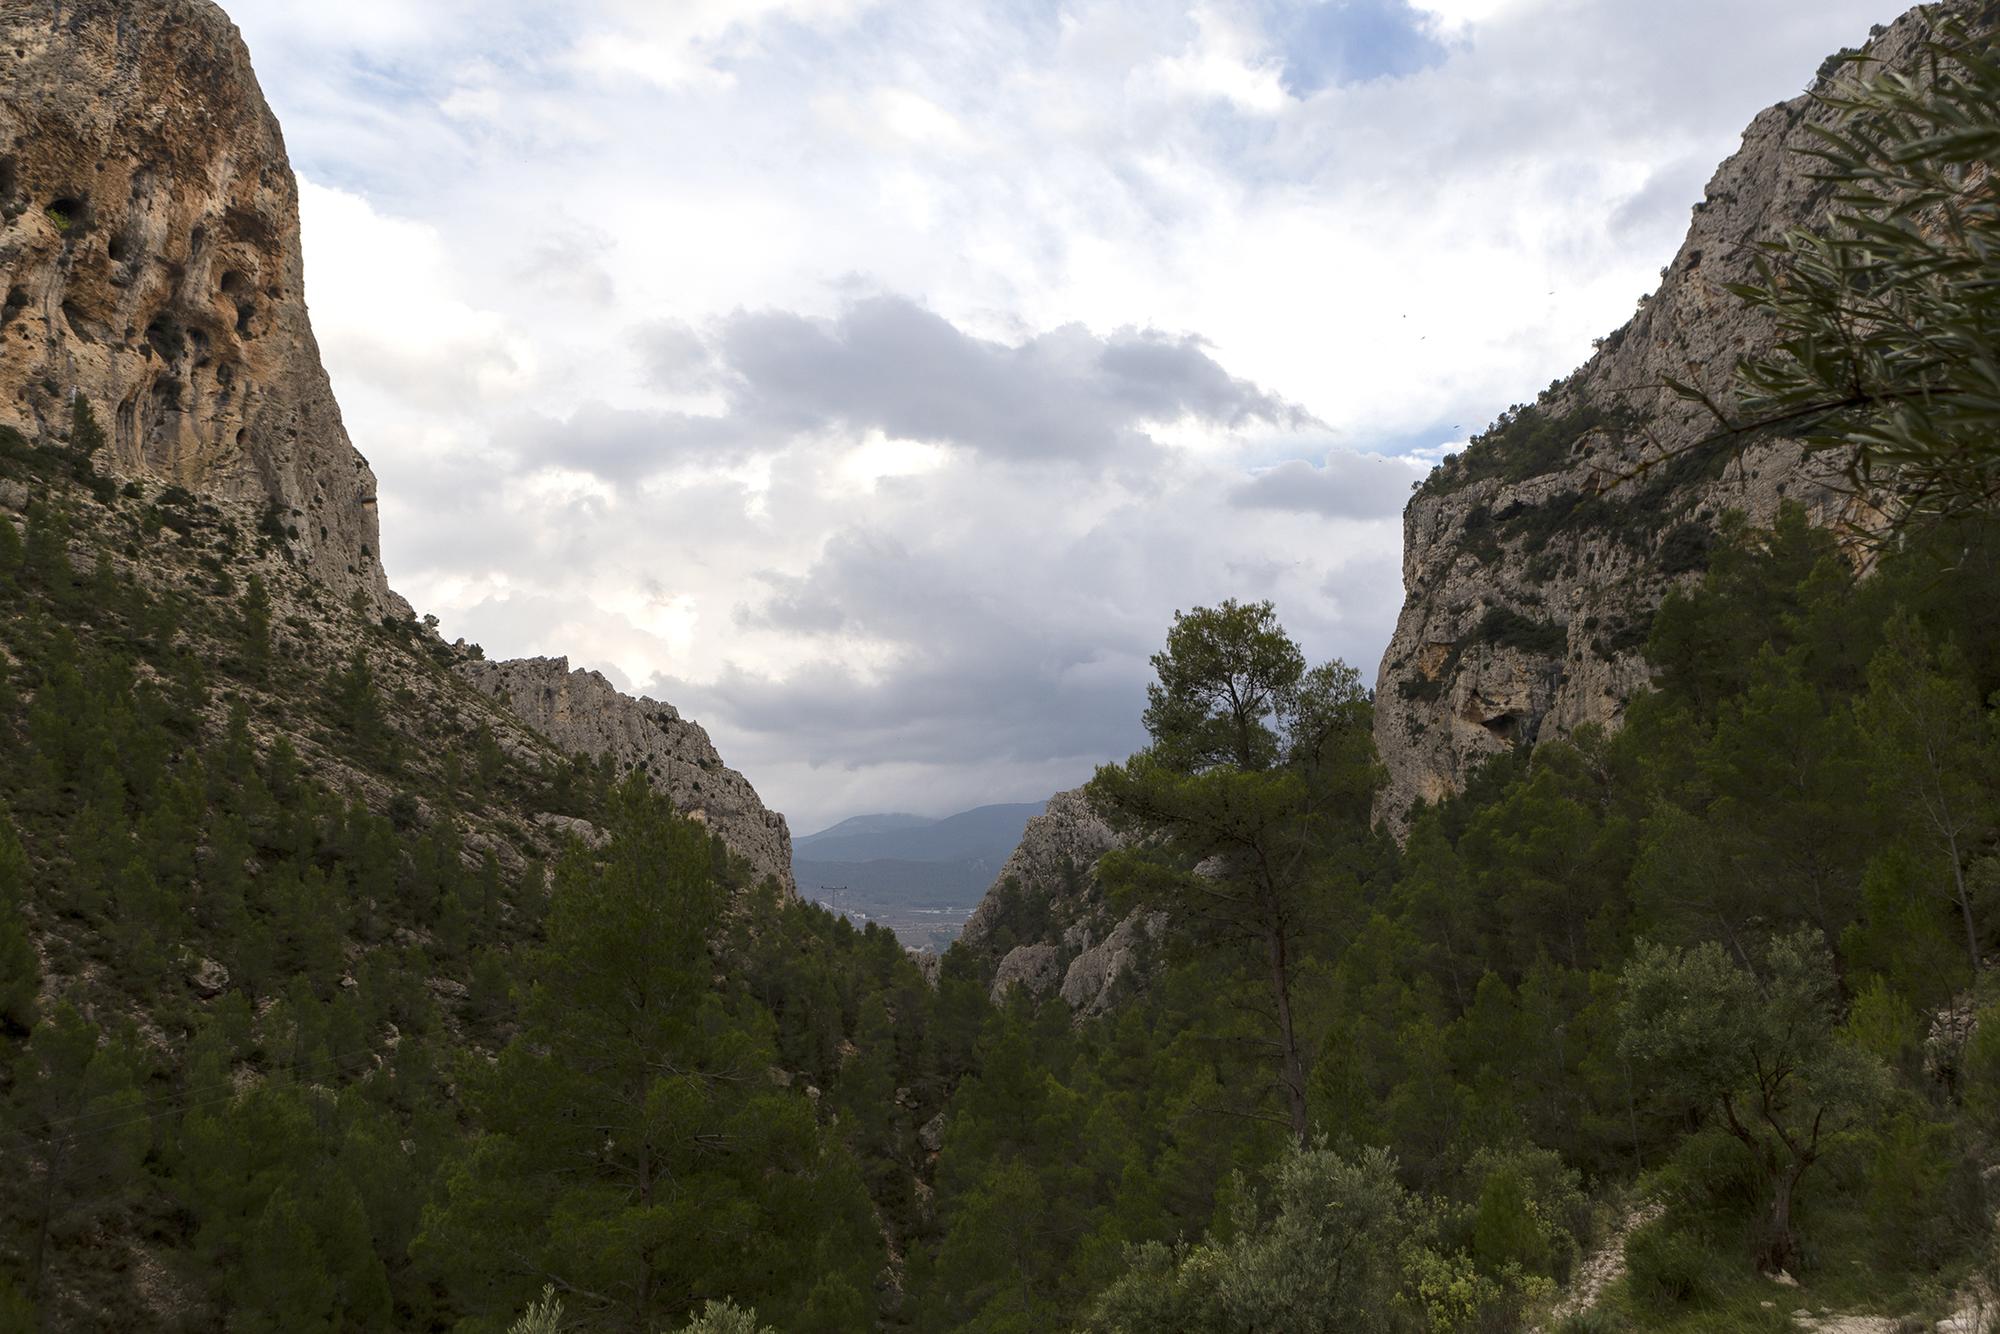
[619, 294, 1309, 471]
[1230, 452, 1426, 520]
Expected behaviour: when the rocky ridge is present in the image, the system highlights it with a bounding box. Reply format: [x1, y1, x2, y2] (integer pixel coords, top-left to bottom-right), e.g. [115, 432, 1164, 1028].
[1370, 7, 1961, 829]
[959, 787, 1158, 1017]
[459, 658, 795, 893]
[0, 0, 797, 884]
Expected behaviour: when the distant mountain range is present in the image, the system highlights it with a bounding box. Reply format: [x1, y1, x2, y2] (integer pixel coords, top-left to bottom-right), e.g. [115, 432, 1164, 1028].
[794, 802, 1046, 910]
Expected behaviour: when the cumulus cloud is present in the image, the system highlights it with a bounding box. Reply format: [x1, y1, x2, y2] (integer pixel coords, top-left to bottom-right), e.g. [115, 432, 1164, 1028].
[702, 296, 1310, 464]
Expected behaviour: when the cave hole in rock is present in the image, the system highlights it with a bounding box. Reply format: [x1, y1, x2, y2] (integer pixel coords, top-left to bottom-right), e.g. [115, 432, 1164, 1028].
[46, 195, 89, 234]
[219, 270, 251, 298]
[117, 399, 136, 456]
[107, 230, 136, 263]
[189, 223, 206, 254]
[1480, 713, 1521, 745]
[144, 317, 186, 362]
[0, 157, 15, 204]
[235, 301, 256, 337]
[0, 286, 26, 329]
[61, 300, 100, 345]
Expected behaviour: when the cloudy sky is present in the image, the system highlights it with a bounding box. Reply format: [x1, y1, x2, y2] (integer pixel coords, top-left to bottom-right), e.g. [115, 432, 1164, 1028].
[221, 0, 1895, 834]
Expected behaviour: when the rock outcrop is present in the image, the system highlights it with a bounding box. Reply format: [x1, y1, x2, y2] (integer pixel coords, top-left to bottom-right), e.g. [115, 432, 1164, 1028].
[0, 0, 391, 615]
[1370, 7, 1962, 830]
[962, 787, 1158, 1015]
[460, 657, 796, 893]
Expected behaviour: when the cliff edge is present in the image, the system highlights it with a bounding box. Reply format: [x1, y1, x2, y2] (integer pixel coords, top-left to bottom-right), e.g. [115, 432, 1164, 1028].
[1371, 6, 1964, 829]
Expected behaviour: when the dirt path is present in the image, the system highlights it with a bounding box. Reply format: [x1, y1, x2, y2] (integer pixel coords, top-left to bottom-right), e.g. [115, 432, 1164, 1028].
[1536, 1201, 1663, 1330]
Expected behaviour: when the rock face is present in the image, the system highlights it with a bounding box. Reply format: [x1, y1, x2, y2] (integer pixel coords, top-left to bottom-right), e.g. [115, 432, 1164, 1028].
[1371, 9, 1954, 831]
[460, 657, 796, 894]
[961, 787, 1158, 1015]
[0, 0, 390, 615]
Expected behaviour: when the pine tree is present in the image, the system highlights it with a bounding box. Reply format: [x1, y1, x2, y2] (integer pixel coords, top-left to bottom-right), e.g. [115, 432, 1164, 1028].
[419, 777, 878, 1330]
[240, 574, 273, 681]
[0, 808, 39, 1036]
[1089, 602, 1379, 1143]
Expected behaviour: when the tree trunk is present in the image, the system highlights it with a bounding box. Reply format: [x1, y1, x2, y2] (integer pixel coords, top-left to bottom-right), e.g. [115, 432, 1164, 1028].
[1267, 925, 1309, 1146]
[1949, 834, 1980, 973]
[1762, 1164, 1804, 1275]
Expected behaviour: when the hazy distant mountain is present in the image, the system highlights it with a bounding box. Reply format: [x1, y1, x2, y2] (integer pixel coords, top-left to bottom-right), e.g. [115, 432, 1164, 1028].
[795, 803, 1046, 867]
[794, 801, 1047, 911]
[798, 812, 939, 843]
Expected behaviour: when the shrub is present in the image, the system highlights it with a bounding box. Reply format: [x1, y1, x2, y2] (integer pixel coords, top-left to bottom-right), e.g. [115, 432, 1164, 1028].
[1473, 607, 1568, 658]
[1623, 1223, 1716, 1308]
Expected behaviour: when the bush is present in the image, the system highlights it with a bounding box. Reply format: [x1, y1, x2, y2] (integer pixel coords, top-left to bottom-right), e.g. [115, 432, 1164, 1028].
[1651, 1127, 1764, 1226]
[1865, 1112, 1985, 1271]
[1554, 1308, 1620, 1334]
[1473, 606, 1568, 658]
[1623, 1223, 1716, 1308]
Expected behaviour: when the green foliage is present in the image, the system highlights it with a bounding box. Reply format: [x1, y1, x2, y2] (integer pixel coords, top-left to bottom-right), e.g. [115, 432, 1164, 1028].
[1619, 931, 1890, 1271]
[1142, 597, 1306, 773]
[68, 395, 105, 459]
[0, 808, 38, 1036]
[1092, 609, 1379, 1142]
[1622, 1222, 1717, 1309]
[679, 1299, 776, 1333]
[1857, 620, 1997, 971]
[1085, 1145, 1413, 1333]
[508, 1285, 563, 1334]
[6, 1005, 149, 1304]
[1424, 403, 1622, 496]
[1713, 25, 2000, 527]
[240, 574, 273, 680]
[419, 778, 878, 1331]
[1471, 605, 1567, 658]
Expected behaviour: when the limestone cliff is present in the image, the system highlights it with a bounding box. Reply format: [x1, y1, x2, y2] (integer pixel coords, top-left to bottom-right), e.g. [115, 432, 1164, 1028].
[2, 0, 799, 889]
[1371, 6, 1963, 830]
[0, 0, 391, 615]
[460, 657, 796, 894]
[959, 787, 1157, 1017]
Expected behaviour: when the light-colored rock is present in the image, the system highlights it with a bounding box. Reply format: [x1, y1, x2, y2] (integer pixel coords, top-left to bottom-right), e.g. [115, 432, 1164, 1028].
[537, 812, 608, 850]
[0, 0, 392, 615]
[962, 786, 1160, 1016]
[189, 956, 228, 998]
[460, 656, 795, 892]
[989, 942, 1064, 1004]
[1059, 911, 1162, 1018]
[961, 787, 1121, 956]
[918, 1112, 946, 1154]
[1371, 10, 1954, 831]
[1926, 992, 1979, 1086]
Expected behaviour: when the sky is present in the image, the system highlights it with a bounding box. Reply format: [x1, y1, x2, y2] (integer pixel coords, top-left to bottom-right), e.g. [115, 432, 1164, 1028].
[218, 0, 1898, 835]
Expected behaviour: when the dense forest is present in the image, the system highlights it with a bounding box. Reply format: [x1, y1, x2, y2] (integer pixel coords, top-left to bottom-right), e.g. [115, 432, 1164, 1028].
[2, 13, 1997, 1334]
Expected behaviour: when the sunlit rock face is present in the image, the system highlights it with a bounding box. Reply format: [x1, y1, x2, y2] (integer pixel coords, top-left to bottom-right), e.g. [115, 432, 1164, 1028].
[1370, 10, 1953, 832]
[0, 0, 391, 615]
